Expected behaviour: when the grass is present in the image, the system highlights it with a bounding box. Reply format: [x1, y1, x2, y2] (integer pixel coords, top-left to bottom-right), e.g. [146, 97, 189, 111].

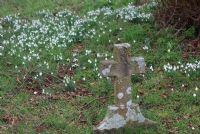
[0, 0, 134, 17]
[0, 0, 200, 134]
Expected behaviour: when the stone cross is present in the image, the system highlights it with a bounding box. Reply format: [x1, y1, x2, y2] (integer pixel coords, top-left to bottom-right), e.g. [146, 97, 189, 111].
[93, 43, 155, 133]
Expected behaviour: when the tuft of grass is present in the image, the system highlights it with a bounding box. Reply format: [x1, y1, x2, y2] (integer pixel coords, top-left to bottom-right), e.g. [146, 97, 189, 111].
[0, 0, 199, 133]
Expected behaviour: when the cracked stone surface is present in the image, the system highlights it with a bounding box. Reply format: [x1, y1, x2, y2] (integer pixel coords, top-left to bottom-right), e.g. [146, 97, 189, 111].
[94, 43, 156, 133]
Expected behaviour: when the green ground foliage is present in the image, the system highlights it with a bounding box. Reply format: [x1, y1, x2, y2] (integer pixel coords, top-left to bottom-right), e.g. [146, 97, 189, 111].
[0, 0, 199, 133]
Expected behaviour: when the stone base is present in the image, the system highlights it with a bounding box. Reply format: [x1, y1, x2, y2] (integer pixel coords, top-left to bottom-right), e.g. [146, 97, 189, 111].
[93, 103, 156, 133]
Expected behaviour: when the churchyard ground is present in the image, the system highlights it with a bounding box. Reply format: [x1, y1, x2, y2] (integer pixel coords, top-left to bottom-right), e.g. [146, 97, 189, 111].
[0, 0, 199, 133]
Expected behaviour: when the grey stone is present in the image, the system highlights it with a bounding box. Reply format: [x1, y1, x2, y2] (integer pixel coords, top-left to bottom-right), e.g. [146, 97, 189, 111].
[93, 43, 156, 133]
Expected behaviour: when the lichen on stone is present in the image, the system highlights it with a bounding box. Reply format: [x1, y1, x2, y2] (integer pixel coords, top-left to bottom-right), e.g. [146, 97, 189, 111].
[126, 86, 132, 94]
[97, 113, 126, 130]
[101, 65, 112, 76]
[117, 92, 124, 99]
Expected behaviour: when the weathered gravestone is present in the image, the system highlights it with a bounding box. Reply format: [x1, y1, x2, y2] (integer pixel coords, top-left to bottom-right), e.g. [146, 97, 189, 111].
[93, 43, 155, 133]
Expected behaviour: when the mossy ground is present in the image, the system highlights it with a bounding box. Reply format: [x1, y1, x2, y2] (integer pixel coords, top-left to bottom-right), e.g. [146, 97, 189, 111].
[0, 0, 199, 134]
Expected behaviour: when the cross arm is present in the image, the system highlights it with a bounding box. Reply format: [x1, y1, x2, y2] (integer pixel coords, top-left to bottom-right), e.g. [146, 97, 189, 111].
[100, 60, 117, 77]
[131, 57, 145, 74]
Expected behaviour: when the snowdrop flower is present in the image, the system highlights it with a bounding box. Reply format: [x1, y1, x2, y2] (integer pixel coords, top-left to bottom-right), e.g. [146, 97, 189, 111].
[0, 46, 4, 50]
[72, 63, 79, 68]
[42, 89, 45, 94]
[94, 67, 98, 71]
[97, 53, 101, 58]
[193, 93, 196, 97]
[143, 45, 149, 51]
[88, 59, 92, 64]
[108, 0, 112, 4]
[163, 60, 200, 76]
[73, 58, 78, 62]
[192, 127, 195, 130]
[73, 53, 77, 57]
[0, 2, 157, 89]
[39, 72, 42, 76]
[94, 59, 97, 63]
[67, 58, 70, 62]
[150, 65, 154, 71]
[85, 50, 92, 55]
